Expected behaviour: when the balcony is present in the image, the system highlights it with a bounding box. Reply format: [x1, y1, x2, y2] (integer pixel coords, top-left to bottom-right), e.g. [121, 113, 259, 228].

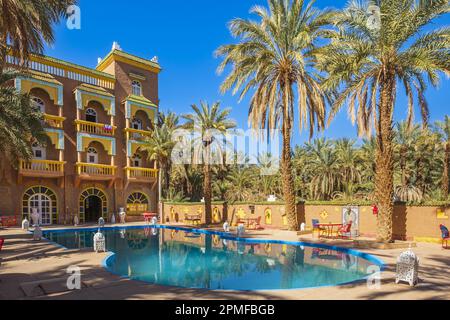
[75, 163, 117, 187]
[124, 128, 152, 142]
[125, 167, 158, 188]
[19, 160, 65, 180]
[75, 120, 116, 137]
[44, 114, 65, 129]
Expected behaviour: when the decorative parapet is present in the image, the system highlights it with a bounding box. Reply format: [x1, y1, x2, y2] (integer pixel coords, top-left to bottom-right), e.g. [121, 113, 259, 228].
[15, 71, 64, 106]
[76, 133, 116, 156]
[74, 83, 116, 116]
[124, 94, 157, 121]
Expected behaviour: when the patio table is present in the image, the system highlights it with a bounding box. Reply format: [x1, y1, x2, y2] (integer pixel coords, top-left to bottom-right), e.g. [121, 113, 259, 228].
[239, 218, 260, 230]
[317, 223, 343, 239]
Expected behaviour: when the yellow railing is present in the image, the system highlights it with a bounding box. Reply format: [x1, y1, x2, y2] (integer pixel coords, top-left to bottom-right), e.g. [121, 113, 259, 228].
[75, 120, 116, 136]
[76, 163, 117, 176]
[44, 114, 65, 129]
[126, 167, 158, 179]
[124, 128, 152, 141]
[20, 160, 65, 173]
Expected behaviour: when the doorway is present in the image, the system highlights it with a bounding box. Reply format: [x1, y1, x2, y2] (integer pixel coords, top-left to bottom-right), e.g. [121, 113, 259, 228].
[84, 195, 102, 223]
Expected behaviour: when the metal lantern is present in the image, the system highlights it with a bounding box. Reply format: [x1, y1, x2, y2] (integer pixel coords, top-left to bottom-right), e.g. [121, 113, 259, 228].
[74, 215, 79, 226]
[98, 217, 105, 228]
[150, 217, 158, 225]
[93, 229, 106, 253]
[119, 208, 126, 224]
[396, 247, 419, 287]
[223, 222, 230, 233]
[33, 226, 42, 241]
[111, 213, 116, 224]
[22, 218, 30, 231]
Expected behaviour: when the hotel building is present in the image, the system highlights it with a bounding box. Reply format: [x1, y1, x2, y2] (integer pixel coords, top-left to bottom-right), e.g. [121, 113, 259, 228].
[0, 45, 160, 225]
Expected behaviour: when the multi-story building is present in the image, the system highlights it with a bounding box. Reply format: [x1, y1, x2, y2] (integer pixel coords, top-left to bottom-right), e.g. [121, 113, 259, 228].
[0, 45, 160, 225]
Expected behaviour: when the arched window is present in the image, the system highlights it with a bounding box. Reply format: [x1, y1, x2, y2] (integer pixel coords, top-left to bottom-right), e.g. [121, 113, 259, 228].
[22, 186, 58, 225]
[87, 147, 98, 164]
[31, 142, 46, 160]
[131, 118, 143, 130]
[31, 97, 45, 113]
[132, 153, 142, 167]
[131, 80, 142, 96]
[86, 108, 97, 123]
[126, 192, 149, 214]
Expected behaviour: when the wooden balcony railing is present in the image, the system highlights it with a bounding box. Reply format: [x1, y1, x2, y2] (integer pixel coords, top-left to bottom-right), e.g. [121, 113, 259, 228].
[125, 167, 158, 180]
[20, 160, 65, 174]
[44, 114, 65, 129]
[124, 128, 152, 141]
[76, 163, 117, 176]
[75, 120, 116, 136]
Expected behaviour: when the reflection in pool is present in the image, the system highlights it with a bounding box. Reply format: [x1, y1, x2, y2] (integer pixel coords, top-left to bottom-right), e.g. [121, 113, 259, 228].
[43, 227, 382, 291]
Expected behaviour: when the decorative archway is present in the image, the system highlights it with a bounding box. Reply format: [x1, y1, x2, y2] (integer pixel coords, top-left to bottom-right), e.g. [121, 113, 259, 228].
[22, 186, 58, 225]
[79, 188, 108, 223]
[126, 192, 149, 215]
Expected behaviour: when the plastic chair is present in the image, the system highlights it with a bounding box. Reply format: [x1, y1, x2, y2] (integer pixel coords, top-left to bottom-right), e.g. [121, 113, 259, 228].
[337, 222, 353, 239]
[312, 219, 325, 238]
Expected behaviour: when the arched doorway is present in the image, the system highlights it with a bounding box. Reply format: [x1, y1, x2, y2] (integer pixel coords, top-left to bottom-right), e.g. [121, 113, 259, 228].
[79, 188, 108, 223]
[22, 186, 58, 225]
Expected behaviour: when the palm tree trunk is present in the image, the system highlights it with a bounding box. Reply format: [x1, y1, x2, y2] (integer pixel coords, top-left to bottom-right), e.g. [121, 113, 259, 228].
[375, 73, 395, 243]
[281, 116, 298, 231]
[203, 145, 212, 225]
[443, 141, 450, 199]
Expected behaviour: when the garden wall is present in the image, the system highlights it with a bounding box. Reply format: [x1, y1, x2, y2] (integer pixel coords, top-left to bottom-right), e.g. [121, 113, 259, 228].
[161, 202, 450, 243]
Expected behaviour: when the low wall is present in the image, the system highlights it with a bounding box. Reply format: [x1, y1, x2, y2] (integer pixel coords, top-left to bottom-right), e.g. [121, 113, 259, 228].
[161, 202, 450, 243]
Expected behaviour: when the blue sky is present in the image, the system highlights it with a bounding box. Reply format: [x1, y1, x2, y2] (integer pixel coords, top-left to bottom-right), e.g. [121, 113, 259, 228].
[46, 0, 449, 146]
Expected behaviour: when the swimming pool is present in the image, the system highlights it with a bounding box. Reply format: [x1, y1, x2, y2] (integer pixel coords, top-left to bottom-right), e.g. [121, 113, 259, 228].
[43, 226, 384, 291]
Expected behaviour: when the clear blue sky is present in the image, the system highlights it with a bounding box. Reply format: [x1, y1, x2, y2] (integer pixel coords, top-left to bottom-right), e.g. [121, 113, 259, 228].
[45, 0, 449, 146]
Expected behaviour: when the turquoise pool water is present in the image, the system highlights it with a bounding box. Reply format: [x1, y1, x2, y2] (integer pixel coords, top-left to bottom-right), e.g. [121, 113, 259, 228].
[43, 227, 382, 291]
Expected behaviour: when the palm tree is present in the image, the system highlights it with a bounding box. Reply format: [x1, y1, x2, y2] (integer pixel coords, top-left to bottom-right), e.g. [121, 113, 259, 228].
[183, 101, 236, 224]
[435, 116, 450, 199]
[335, 138, 361, 197]
[141, 124, 176, 198]
[318, 0, 450, 242]
[0, 69, 47, 163]
[216, 0, 329, 230]
[0, 0, 76, 71]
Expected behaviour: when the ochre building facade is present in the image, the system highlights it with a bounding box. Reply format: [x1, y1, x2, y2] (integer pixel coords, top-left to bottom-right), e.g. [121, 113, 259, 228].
[0, 47, 161, 225]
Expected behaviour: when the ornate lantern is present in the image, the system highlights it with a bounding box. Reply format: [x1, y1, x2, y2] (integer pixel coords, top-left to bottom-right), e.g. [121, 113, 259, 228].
[119, 208, 126, 224]
[396, 247, 419, 286]
[31, 208, 40, 227]
[33, 226, 42, 241]
[223, 222, 230, 233]
[150, 217, 158, 225]
[93, 229, 106, 253]
[98, 217, 105, 227]
[74, 215, 79, 226]
[22, 218, 30, 231]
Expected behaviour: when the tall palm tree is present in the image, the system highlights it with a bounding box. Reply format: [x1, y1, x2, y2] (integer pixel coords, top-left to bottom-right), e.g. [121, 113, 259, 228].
[141, 124, 176, 198]
[335, 138, 361, 197]
[0, 69, 47, 164]
[216, 0, 329, 230]
[183, 101, 236, 224]
[435, 116, 450, 199]
[0, 0, 76, 71]
[318, 0, 450, 242]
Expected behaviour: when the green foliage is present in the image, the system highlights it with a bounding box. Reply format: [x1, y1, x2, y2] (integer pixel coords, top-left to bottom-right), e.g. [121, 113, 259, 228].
[0, 69, 47, 163]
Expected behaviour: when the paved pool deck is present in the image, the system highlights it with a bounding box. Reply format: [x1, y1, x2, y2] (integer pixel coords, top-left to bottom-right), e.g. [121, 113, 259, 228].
[0, 223, 449, 300]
